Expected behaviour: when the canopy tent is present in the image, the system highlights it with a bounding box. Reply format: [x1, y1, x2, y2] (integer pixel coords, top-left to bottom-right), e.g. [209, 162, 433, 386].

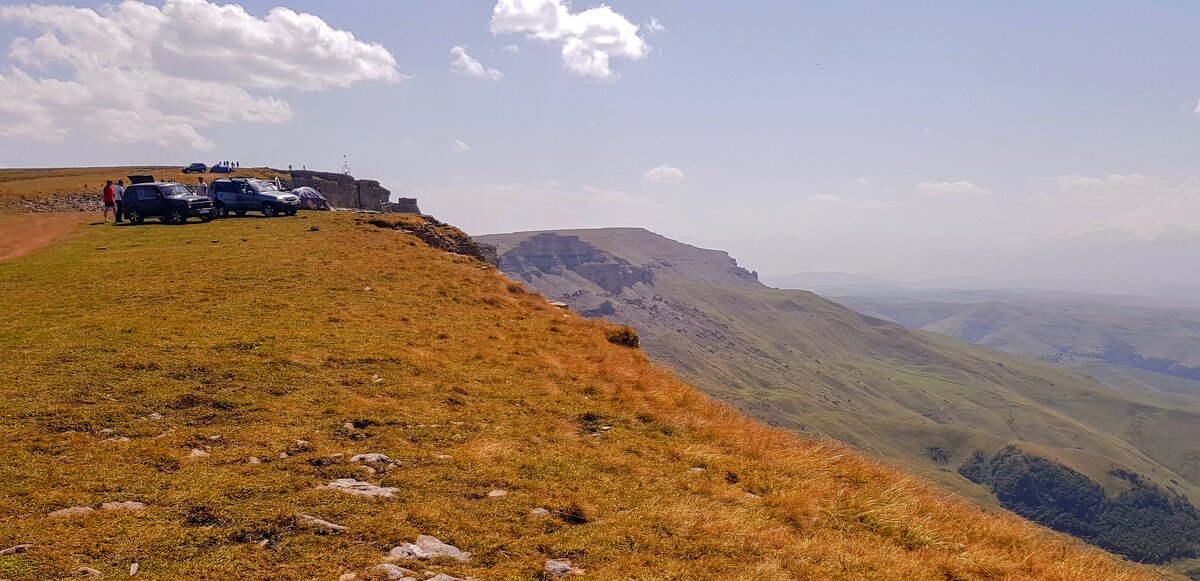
[291, 186, 332, 210]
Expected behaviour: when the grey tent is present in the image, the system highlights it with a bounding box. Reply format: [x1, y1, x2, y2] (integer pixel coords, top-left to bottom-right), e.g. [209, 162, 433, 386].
[292, 186, 332, 210]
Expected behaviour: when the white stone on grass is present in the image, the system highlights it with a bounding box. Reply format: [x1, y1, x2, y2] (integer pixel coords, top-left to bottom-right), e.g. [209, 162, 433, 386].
[545, 558, 585, 577]
[322, 478, 398, 499]
[48, 506, 94, 518]
[350, 453, 393, 464]
[189, 448, 209, 458]
[297, 514, 348, 533]
[486, 489, 507, 498]
[387, 535, 470, 562]
[530, 507, 550, 517]
[0, 544, 32, 556]
[368, 563, 414, 580]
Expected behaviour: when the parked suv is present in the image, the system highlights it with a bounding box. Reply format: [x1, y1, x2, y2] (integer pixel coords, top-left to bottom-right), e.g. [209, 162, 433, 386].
[182, 162, 207, 174]
[123, 181, 215, 224]
[210, 178, 301, 217]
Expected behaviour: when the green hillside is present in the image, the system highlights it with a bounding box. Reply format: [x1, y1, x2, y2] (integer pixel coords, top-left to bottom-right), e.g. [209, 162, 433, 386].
[478, 229, 1200, 507]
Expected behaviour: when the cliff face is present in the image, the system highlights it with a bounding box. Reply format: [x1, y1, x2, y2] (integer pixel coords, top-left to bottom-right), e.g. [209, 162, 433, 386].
[288, 170, 419, 213]
[499, 233, 653, 293]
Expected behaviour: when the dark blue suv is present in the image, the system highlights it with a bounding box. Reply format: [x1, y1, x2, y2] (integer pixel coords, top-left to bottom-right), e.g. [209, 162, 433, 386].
[123, 182, 215, 224]
[182, 162, 207, 174]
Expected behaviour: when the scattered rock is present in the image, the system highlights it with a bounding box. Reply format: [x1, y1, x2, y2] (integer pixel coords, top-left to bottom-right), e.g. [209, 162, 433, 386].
[48, 506, 95, 519]
[370, 374, 383, 383]
[433, 454, 452, 460]
[101, 437, 131, 443]
[350, 453, 393, 464]
[257, 538, 280, 552]
[745, 492, 760, 499]
[338, 574, 357, 581]
[0, 544, 32, 556]
[529, 508, 550, 517]
[99, 429, 114, 435]
[129, 562, 138, 576]
[486, 489, 507, 498]
[309, 225, 320, 232]
[415, 535, 470, 562]
[330, 453, 345, 461]
[343, 422, 356, 430]
[247, 456, 261, 464]
[189, 448, 209, 458]
[690, 467, 706, 473]
[279, 452, 289, 459]
[323, 478, 398, 499]
[387, 535, 470, 563]
[368, 564, 414, 580]
[99, 501, 145, 512]
[297, 514, 348, 533]
[545, 558, 585, 577]
[208, 435, 222, 441]
[72, 567, 103, 577]
[147, 413, 163, 420]
[427, 575, 464, 581]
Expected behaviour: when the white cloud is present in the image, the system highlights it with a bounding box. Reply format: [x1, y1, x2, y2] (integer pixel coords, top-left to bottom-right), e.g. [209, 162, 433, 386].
[918, 180, 992, 197]
[451, 139, 472, 153]
[449, 45, 504, 81]
[0, 0, 400, 149]
[1194, 99, 1200, 114]
[1031, 174, 1174, 207]
[806, 193, 896, 211]
[504, 43, 521, 53]
[646, 17, 666, 33]
[643, 165, 686, 184]
[490, 0, 651, 80]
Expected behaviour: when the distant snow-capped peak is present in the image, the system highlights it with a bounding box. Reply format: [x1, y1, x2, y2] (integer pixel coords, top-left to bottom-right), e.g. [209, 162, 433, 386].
[1077, 183, 1200, 240]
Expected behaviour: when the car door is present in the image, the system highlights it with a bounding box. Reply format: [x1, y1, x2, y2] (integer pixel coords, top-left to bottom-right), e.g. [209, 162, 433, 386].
[137, 186, 163, 216]
[236, 181, 258, 209]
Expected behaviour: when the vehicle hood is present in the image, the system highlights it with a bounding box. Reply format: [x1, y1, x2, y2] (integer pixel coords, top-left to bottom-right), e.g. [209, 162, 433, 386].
[260, 191, 299, 201]
[170, 195, 212, 203]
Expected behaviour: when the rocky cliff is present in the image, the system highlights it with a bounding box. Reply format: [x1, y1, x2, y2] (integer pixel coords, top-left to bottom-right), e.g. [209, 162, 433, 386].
[288, 170, 419, 213]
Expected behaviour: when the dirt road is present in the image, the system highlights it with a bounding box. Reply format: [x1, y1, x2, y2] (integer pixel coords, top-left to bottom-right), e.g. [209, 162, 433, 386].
[0, 212, 92, 262]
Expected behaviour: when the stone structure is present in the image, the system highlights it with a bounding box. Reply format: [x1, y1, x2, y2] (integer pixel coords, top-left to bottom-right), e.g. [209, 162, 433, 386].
[288, 170, 420, 214]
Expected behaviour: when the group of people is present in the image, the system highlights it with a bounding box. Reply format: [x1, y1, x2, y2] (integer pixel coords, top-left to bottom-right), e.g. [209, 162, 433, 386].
[101, 179, 126, 223]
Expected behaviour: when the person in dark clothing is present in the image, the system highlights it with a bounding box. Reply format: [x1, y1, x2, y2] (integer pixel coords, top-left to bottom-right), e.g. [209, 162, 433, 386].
[113, 179, 125, 223]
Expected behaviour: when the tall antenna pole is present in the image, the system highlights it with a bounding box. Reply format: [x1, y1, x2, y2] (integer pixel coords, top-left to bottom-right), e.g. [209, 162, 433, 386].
[341, 155, 351, 176]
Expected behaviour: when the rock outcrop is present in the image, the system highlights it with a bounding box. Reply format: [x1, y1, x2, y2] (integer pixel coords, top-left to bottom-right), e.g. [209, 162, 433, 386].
[288, 170, 419, 213]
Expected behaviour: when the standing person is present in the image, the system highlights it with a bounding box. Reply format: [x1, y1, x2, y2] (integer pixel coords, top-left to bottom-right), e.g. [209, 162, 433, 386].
[102, 180, 115, 223]
[113, 179, 125, 224]
[197, 176, 209, 199]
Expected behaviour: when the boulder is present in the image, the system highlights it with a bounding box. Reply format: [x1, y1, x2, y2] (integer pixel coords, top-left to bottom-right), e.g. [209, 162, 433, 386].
[323, 478, 398, 499]
[545, 558, 585, 577]
[297, 514, 348, 533]
[367, 563, 415, 580]
[99, 501, 145, 511]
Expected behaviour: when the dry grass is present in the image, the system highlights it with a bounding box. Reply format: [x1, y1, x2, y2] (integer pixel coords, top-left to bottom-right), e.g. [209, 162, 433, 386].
[0, 211, 1171, 580]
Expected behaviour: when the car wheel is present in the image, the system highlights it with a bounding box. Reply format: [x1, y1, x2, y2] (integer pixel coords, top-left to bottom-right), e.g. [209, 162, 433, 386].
[262, 203, 277, 218]
[167, 208, 186, 224]
[286, 210, 297, 216]
[126, 207, 143, 225]
[234, 210, 247, 216]
[215, 204, 227, 219]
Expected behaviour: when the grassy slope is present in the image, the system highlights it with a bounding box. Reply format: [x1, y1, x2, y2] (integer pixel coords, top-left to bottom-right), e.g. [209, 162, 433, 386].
[0, 213, 1165, 580]
[479, 229, 1200, 503]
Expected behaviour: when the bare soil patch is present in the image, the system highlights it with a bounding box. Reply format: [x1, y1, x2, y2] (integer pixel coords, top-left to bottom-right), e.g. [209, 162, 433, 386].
[0, 212, 91, 262]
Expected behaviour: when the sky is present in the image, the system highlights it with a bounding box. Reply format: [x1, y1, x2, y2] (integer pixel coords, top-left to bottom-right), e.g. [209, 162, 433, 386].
[2, 0, 1200, 277]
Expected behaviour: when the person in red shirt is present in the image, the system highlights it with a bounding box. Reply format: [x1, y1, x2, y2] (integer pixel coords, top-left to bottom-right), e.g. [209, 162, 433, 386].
[102, 180, 115, 223]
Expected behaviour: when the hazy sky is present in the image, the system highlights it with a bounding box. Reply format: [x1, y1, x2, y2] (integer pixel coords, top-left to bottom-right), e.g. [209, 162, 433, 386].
[2, 1, 1199, 275]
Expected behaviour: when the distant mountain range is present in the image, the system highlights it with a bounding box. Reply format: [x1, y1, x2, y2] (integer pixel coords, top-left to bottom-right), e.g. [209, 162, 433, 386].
[478, 229, 1200, 508]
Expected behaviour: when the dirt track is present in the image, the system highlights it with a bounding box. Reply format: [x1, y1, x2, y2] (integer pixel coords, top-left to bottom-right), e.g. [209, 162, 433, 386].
[0, 212, 92, 262]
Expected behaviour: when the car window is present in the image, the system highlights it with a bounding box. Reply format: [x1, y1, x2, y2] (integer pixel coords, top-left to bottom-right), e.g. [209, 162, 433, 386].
[214, 181, 232, 194]
[136, 187, 156, 201]
[161, 185, 191, 197]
